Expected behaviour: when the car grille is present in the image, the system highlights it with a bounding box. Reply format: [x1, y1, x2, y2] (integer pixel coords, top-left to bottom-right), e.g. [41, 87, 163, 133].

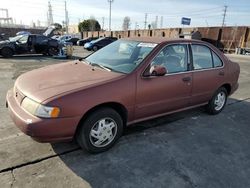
[14, 87, 25, 105]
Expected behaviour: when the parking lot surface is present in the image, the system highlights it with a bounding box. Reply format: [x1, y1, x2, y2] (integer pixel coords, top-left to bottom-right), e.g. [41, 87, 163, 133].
[0, 48, 250, 188]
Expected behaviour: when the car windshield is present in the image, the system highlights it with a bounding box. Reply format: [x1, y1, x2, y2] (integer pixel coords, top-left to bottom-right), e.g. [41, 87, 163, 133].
[85, 40, 157, 74]
[9, 35, 23, 42]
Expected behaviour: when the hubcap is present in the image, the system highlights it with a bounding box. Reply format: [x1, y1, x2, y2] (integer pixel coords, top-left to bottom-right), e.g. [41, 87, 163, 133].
[89, 118, 117, 148]
[214, 92, 226, 111]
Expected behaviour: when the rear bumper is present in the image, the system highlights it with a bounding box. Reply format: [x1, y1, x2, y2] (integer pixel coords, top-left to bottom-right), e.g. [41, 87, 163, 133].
[6, 89, 81, 143]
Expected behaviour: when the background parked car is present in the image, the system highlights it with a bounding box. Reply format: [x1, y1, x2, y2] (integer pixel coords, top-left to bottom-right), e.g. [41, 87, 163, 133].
[0, 34, 59, 58]
[77, 37, 98, 46]
[65, 37, 79, 45]
[58, 35, 79, 45]
[84, 37, 117, 51]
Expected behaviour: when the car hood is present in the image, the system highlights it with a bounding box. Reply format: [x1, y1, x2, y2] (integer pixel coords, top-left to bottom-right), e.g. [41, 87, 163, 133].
[0, 40, 14, 47]
[15, 61, 124, 103]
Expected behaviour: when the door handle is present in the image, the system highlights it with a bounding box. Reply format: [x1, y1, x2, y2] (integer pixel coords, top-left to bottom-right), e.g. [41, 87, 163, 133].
[182, 77, 191, 82]
[219, 71, 225, 76]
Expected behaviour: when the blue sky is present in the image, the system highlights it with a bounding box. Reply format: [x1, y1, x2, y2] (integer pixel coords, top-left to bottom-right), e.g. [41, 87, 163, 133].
[1, 0, 249, 30]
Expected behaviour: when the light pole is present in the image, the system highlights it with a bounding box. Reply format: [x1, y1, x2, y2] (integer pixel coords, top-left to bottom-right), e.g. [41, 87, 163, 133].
[107, 0, 114, 31]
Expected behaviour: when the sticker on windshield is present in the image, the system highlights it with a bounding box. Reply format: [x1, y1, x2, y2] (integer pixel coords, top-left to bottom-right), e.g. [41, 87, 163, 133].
[137, 43, 157, 48]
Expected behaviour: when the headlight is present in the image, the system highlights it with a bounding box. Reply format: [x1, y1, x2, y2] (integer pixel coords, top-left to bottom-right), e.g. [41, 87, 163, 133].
[21, 97, 60, 118]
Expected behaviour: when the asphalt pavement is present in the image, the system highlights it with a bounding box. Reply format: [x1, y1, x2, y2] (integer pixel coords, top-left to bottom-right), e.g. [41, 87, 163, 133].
[0, 48, 250, 188]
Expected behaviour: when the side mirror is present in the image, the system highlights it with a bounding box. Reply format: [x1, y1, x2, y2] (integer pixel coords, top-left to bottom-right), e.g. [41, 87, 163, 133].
[149, 65, 167, 76]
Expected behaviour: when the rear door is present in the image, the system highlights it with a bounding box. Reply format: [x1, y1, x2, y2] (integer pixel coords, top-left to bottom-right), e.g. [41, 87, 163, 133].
[135, 43, 193, 120]
[190, 43, 225, 106]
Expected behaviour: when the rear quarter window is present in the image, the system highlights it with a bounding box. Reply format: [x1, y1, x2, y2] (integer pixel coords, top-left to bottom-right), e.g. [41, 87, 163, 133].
[212, 51, 223, 67]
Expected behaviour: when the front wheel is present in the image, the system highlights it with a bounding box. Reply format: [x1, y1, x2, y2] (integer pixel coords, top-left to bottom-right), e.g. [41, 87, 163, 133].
[1, 48, 13, 58]
[76, 108, 123, 153]
[206, 87, 228, 115]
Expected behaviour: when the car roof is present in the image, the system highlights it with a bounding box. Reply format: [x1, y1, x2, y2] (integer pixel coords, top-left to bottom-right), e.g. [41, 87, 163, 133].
[123, 37, 202, 44]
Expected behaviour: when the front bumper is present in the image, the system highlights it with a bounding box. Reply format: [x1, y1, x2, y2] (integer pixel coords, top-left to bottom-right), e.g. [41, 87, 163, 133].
[6, 89, 81, 142]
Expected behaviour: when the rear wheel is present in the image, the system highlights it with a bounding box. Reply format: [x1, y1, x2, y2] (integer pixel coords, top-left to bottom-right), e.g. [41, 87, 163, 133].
[77, 108, 123, 153]
[1, 48, 13, 58]
[47, 47, 59, 56]
[206, 87, 228, 115]
[92, 45, 98, 52]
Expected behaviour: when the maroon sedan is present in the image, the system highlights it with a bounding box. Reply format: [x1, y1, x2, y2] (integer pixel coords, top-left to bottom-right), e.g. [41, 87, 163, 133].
[6, 38, 240, 153]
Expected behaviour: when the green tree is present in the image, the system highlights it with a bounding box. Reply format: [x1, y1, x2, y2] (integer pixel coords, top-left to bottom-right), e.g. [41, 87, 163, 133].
[78, 19, 101, 32]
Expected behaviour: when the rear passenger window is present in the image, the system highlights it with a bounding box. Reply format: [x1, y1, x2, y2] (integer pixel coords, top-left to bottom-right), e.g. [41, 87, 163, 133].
[191, 45, 213, 70]
[212, 51, 223, 67]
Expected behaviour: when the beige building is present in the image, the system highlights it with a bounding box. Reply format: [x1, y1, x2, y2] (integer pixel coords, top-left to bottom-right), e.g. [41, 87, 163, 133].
[68, 24, 79, 34]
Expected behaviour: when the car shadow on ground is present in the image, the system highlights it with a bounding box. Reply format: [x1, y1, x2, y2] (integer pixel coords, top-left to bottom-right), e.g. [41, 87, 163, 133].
[51, 98, 250, 187]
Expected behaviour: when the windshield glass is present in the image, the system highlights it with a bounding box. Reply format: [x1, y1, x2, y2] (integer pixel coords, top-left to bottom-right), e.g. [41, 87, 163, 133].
[9, 35, 23, 42]
[85, 40, 157, 74]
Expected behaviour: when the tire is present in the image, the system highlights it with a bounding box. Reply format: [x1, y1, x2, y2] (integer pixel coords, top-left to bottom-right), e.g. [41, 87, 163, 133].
[1, 48, 13, 58]
[92, 46, 98, 52]
[47, 47, 59, 56]
[77, 107, 123, 153]
[206, 87, 228, 115]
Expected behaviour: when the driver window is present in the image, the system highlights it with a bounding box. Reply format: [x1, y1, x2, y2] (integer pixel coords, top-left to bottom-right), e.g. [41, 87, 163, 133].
[18, 35, 28, 44]
[151, 44, 188, 74]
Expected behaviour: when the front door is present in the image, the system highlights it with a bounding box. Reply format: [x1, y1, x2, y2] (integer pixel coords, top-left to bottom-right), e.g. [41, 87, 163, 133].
[15, 35, 31, 54]
[135, 43, 192, 120]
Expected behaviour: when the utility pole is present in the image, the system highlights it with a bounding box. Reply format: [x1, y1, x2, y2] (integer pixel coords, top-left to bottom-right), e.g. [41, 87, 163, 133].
[155, 16, 158, 29]
[144, 13, 148, 29]
[160, 16, 163, 28]
[0, 8, 12, 25]
[222, 5, 228, 27]
[47, 1, 53, 26]
[102, 17, 105, 31]
[65, 1, 69, 34]
[107, 0, 114, 31]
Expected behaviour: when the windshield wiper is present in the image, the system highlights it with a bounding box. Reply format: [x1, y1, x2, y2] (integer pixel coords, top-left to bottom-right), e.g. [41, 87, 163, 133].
[90, 63, 112, 71]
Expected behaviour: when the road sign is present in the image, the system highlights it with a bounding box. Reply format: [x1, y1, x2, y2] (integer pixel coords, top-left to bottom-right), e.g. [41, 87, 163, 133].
[181, 17, 191, 25]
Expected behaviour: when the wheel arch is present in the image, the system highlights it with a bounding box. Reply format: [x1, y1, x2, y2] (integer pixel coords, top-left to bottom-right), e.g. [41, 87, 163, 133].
[0, 46, 14, 53]
[74, 102, 128, 138]
[220, 83, 231, 95]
